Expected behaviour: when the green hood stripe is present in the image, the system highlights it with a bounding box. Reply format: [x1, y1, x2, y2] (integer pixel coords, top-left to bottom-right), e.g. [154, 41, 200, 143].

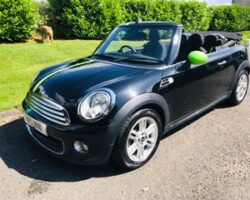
[32, 60, 93, 93]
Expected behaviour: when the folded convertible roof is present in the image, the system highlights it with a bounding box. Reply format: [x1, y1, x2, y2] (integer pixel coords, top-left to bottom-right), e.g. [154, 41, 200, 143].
[198, 31, 242, 42]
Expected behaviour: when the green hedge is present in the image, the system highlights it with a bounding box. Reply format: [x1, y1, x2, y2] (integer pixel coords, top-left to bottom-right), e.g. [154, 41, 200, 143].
[123, 0, 182, 23]
[49, 0, 124, 39]
[1, 0, 250, 42]
[0, 0, 38, 42]
[49, 0, 211, 39]
[180, 1, 211, 32]
[209, 5, 250, 32]
[53, 0, 250, 40]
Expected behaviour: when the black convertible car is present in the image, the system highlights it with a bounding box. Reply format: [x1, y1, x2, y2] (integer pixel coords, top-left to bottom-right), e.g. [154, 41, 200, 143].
[23, 21, 249, 169]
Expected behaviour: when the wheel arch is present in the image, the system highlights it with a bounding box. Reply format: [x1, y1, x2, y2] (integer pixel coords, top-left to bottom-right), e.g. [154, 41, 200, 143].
[137, 103, 166, 129]
[229, 60, 250, 91]
[107, 93, 170, 146]
[244, 65, 250, 74]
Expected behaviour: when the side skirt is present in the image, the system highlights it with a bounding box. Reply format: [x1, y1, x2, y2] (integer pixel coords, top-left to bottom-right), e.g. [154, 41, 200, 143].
[163, 92, 231, 135]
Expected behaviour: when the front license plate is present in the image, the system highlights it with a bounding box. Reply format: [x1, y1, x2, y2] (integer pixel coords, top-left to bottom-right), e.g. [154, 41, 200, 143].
[24, 114, 48, 136]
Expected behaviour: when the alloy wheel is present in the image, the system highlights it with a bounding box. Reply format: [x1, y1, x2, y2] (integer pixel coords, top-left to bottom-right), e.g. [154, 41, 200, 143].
[126, 117, 158, 163]
[236, 74, 248, 102]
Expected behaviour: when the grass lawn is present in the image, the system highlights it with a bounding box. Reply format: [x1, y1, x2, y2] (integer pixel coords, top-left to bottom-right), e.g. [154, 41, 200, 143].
[0, 40, 100, 111]
[242, 31, 250, 44]
[0, 31, 250, 112]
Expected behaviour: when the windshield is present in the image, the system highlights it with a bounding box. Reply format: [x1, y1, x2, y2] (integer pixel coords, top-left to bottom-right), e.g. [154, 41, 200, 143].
[93, 25, 176, 64]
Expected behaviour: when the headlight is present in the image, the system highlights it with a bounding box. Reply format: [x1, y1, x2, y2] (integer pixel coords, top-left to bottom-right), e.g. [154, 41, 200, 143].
[77, 88, 116, 122]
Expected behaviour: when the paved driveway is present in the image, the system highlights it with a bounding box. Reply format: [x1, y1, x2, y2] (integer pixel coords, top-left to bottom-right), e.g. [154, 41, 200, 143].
[0, 88, 250, 200]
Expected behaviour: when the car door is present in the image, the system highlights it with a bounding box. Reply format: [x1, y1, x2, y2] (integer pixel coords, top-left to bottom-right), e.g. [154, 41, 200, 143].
[215, 46, 246, 93]
[161, 52, 231, 123]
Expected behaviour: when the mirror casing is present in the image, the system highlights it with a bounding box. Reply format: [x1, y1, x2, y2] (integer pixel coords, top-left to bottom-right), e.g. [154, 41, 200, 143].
[188, 51, 208, 65]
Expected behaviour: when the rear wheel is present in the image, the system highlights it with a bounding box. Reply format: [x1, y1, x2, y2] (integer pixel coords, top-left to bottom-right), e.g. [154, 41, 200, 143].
[229, 70, 249, 106]
[112, 109, 162, 169]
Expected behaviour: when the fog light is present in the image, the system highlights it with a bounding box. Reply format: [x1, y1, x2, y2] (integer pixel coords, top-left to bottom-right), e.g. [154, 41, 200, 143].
[74, 141, 89, 154]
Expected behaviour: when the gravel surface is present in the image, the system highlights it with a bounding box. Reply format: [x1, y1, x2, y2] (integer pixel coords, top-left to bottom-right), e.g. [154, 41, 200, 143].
[0, 89, 250, 200]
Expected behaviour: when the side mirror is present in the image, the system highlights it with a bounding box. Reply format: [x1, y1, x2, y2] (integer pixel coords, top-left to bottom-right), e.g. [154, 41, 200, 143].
[187, 51, 208, 65]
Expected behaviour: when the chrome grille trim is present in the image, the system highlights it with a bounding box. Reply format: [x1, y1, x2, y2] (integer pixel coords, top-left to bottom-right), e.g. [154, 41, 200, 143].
[26, 101, 67, 121]
[25, 93, 70, 126]
[31, 95, 63, 111]
[28, 99, 64, 116]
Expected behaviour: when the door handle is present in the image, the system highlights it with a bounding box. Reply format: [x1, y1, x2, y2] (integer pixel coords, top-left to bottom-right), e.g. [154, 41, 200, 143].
[218, 60, 227, 65]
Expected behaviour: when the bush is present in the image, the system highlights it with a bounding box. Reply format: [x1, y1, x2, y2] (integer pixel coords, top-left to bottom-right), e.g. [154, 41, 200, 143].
[49, 0, 211, 39]
[48, 0, 250, 40]
[180, 1, 211, 32]
[123, 0, 209, 32]
[49, 0, 124, 39]
[123, 0, 182, 23]
[0, 0, 38, 42]
[209, 5, 250, 32]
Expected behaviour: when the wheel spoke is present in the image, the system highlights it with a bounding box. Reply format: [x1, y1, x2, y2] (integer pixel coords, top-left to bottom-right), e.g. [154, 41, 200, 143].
[242, 76, 247, 82]
[146, 138, 155, 148]
[139, 118, 147, 131]
[129, 130, 138, 140]
[128, 143, 138, 155]
[243, 83, 247, 88]
[137, 145, 144, 160]
[145, 124, 156, 136]
[237, 86, 241, 93]
[129, 135, 137, 140]
[240, 90, 245, 99]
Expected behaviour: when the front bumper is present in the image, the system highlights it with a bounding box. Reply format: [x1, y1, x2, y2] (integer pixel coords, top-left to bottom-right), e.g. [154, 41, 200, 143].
[23, 105, 115, 166]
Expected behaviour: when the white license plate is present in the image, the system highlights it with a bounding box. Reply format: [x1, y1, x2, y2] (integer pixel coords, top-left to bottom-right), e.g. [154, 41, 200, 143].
[24, 114, 47, 136]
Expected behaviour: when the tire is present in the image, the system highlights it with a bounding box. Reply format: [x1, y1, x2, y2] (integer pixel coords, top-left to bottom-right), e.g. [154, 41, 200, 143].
[228, 70, 249, 106]
[112, 109, 162, 170]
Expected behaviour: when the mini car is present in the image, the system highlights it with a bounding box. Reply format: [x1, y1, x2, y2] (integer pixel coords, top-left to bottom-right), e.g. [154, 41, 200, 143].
[23, 21, 249, 169]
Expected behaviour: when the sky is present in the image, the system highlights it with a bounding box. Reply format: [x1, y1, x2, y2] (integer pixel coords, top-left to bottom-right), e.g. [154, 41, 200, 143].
[201, 0, 232, 4]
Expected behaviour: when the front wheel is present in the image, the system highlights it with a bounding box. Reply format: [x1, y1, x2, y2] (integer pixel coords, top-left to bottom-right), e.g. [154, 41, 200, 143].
[228, 70, 249, 106]
[112, 109, 162, 169]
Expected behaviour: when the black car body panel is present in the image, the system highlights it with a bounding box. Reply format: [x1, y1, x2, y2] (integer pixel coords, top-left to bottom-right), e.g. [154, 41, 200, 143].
[23, 21, 250, 165]
[30, 59, 163, 125]
[162, 45, 248, 122]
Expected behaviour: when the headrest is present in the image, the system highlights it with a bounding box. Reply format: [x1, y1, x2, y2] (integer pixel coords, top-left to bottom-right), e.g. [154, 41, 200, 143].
[149, 30, 161, 41]
[135, 31, 147, 41]
[181, 34, 189, 44]
[216, 39, 223, 46]
[188, 33, 204, 47]
[204, 35, 217, 45]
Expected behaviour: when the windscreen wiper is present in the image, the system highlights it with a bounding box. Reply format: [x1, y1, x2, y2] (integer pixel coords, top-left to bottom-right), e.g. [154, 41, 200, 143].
[89, 53, 116, 60]
[115, 56, 164, 64]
